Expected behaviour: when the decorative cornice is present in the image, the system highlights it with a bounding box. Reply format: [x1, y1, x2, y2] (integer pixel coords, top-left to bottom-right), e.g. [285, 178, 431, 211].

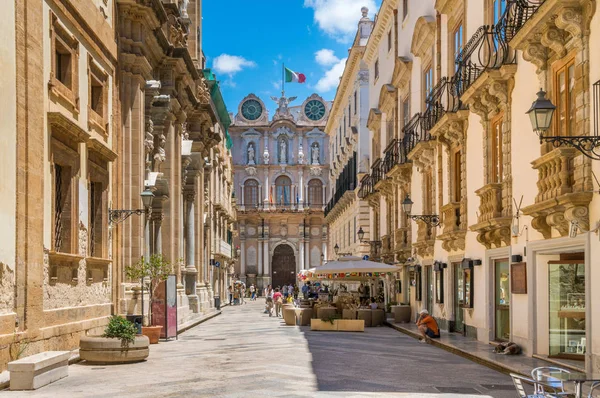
[364, 0, 396, 64]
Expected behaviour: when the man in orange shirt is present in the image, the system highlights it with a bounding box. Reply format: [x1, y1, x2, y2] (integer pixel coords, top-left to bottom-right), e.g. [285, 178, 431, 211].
[416, 309, 440, 343]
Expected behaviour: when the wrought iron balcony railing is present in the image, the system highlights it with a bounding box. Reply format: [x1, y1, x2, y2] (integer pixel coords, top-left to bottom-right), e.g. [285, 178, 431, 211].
[402, 113, 432, 155]
[454, 23, 517, 97]
[383, 138, 410, 174]
[371, 158, 384, 186]
[357, 174, 374, 199]
[238, 201, 324, 213]
[502, 0, 545, 42]
[422, 76, 465, 131]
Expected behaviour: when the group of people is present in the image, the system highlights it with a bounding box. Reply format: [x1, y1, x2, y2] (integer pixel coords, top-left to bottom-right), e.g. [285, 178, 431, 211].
[228, 283, 260, 305]
[261, 283, 299, 317]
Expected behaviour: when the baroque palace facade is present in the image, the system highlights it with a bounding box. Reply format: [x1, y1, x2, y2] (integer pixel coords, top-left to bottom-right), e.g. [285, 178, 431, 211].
[0, 0, 233, 370]
[327, 0, 600, 373]
[231, 94, 331, 290]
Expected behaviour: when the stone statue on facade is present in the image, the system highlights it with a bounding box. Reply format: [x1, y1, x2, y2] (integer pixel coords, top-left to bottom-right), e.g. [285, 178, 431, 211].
[144, 117, 155, 173]
[247, 143, 255, 165]
[271, 95, 296, 120]
[279, 139, 287, 163]
[298, 144, 305, 164]
[311, 143, 320, 165]
[154, 134, 167, 170]
[179, 0, 189, 18]
[197, 77, 210, 105]
[263, 146, 270, 164]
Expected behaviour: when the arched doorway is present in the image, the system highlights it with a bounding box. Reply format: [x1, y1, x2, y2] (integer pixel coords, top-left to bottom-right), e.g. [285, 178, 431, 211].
[271, 244, 296, 288]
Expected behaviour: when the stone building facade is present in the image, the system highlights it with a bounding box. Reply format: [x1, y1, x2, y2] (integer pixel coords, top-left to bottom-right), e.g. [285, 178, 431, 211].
[324, 8, 374, 262]
[231, 94, 331, 290]
[0, 0, 231, 371]
[330, 0, 600, 373]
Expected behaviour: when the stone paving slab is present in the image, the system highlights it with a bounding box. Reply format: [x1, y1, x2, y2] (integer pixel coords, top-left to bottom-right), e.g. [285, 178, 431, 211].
[2, 302, 517, 397]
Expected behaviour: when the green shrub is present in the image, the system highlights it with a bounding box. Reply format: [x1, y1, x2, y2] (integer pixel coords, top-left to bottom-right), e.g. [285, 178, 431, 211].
[102, 316, 137, 346]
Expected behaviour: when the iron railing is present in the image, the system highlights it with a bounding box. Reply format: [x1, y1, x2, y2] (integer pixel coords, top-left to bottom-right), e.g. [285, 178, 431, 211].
[325, 152, 357, 217]
[502, 0, 545, 42]
[357, 174, 374, 199]
[238, 201, 325, 212]
[383, 138, 410, 174]
[454, 23, 516, 97]
[422, 76, 465, 130]
[371, 158, 384, 186]
[402, 113, 431, 155]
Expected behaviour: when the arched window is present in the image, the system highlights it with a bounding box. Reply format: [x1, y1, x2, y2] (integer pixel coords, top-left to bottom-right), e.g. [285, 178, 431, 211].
[244, 179, 259, 207]
[275, 176, 291, 205]
[308, 179, 323, 206]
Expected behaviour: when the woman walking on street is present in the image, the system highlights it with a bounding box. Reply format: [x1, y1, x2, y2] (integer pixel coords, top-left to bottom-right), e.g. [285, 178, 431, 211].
[265, 285, 274, 316]
[273, 288, 283, 317]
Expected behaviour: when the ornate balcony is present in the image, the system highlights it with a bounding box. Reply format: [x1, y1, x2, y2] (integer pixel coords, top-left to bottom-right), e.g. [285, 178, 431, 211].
[454, 23, 516, 99]
[393, 227, 411, 263]
[403, 114, 435, 170]
[381, 235, 394, 263]
[470, 183, 512, 249]
[413, 220, 435, 258]
[357, 174, 374, 199]
[383, 138, 412, 190]
[504, 0, 593, 74]
[437, 202, 466, 252]
[522, 147, 593, 238]
[371, 158, 384, 187]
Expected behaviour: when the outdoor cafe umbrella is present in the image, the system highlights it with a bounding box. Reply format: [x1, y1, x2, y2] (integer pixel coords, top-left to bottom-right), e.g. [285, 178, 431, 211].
[316, 256, 400, 274]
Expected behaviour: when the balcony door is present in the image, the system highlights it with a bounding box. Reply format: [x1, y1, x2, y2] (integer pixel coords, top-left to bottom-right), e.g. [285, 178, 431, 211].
[494, 259, 510, 341]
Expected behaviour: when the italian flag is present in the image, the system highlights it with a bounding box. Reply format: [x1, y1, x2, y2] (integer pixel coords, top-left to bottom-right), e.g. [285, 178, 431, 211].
[285, 67, 306, 84]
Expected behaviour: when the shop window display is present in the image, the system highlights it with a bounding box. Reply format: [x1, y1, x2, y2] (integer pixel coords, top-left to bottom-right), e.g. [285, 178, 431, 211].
[549, 261, 585, 359]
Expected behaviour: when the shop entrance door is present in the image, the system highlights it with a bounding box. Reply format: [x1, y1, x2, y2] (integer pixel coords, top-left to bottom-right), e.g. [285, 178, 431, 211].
[271, 244, 296, 289]
[494, 259, 510, 341]
[453, 263, 464, 334]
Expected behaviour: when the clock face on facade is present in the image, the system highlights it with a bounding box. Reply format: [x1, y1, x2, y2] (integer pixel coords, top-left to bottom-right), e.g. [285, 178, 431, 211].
[241, 99, 263, 121]
[304, 100, 326, 121]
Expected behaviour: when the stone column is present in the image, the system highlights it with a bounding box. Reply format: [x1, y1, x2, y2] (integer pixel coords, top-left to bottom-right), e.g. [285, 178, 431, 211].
[304, 239, 310, 270]
[184, 191, 198, 300]
[240, 240, 246, 278]
[152, 212, 163, 254]
[263, 239, 270, 275]
[257, 235, 263, 275]
[299, 169, 304, 209]
[299, 235, 305, 270]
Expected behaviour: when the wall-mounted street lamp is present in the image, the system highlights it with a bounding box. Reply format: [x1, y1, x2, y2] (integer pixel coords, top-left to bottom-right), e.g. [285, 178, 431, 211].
[527, 88, 600, 160]
[333, 244, 352, 257]
[356, 227, 382, 248]
[401, 195, 440, 227]
[109, 188, 155, 225]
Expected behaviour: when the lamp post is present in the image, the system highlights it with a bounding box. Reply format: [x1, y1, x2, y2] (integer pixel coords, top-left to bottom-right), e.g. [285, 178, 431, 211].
[402, 195, 440, 227]
[108, 188, 154, 326]
[527, 88, 600, 160]
[356, 226, 382, 247]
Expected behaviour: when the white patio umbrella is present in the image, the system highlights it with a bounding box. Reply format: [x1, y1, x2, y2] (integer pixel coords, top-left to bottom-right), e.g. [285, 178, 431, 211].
[315, 256, 400, 274]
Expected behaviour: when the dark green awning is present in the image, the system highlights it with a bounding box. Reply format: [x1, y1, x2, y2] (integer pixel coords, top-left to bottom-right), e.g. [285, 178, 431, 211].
[203, 69, 232, 150]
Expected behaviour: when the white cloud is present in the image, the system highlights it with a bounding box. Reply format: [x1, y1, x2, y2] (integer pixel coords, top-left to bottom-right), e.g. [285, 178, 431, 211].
[304, 0, 377, 42]
[315, 49, 340, 66]
[212, 54, 256, 76]
[315, 57, 347, 93]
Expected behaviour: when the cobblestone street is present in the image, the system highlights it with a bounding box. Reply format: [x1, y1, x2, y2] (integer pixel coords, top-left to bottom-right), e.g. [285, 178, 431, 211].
[4, 301, 517, 397]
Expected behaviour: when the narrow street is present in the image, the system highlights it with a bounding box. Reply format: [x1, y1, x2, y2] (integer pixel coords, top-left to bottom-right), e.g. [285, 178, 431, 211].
[7, 302, 517, 398]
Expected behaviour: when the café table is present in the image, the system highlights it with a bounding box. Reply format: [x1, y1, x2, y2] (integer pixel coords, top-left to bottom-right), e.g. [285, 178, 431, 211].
[539, 370, 600, 398]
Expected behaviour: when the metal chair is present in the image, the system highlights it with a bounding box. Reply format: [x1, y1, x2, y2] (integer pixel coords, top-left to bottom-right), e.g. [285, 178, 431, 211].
[531, 367, 573, 396]
[511, 373, 561, 398]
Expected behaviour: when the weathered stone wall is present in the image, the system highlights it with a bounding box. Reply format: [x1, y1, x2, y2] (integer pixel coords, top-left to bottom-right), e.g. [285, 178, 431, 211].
[0, 263, 15, 314]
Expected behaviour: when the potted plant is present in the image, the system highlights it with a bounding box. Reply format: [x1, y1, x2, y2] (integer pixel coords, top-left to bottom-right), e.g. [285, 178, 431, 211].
[79, 316, 149, 364]
[125, 254, 172, 344]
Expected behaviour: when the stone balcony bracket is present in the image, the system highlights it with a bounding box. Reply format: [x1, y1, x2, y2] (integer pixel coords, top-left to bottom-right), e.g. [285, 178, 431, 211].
[522, 148, 593, 238]
[438, 202, 467, 252]
[508, 0, 595, 75]
[429, 111, 469, 148]
[469, 183, 512, 249]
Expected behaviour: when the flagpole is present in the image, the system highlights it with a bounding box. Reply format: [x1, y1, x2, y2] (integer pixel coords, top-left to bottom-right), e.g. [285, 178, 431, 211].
[282, 63, 285, 96]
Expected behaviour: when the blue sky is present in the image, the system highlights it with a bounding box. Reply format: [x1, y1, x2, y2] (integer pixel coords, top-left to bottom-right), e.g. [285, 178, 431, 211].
[202, 0, 382, 117]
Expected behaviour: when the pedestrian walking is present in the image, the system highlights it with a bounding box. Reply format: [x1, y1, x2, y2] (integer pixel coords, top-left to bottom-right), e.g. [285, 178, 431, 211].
[227, 286, 233, 305]
[265, 285, 274, 316]
[240, 284, 246, 305]
[282, 284, 288, 299]
[250, 284, 256, 300]
[233, 287, 240, 305]
[293, 284, 299, 300]
[273, 288, 283, 317]
[302, 283, 309, 299]
[288, 284, 294, 300]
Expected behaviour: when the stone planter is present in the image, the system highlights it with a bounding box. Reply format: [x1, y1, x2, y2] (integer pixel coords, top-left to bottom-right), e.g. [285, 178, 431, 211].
[283, 308, 296, 326]
[392, 305, 412, 323]
[142, 326, 162, 344]
[79, 336, 149, 364]
[310, 319, 364, 332]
